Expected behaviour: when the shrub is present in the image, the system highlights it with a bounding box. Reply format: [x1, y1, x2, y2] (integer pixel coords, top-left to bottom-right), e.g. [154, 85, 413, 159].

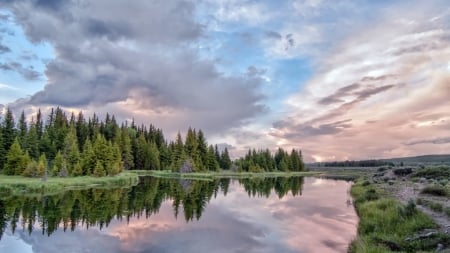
[413, 166, 450, 180]
[428, 202, 443, 212]
[420, 185, 448, 197]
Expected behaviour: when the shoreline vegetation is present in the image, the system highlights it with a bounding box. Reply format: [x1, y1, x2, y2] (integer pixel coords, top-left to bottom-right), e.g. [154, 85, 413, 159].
[310, 165, 450, 252]
[0, 107, 306, 179]
[0, 170, 318, 197]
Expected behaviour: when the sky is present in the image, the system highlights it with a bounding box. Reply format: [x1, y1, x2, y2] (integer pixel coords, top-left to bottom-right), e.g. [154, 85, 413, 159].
[0, 0, 449, 162]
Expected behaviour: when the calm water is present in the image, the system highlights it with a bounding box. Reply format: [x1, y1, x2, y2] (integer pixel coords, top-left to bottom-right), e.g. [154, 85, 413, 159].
[0, 177, 357, 253]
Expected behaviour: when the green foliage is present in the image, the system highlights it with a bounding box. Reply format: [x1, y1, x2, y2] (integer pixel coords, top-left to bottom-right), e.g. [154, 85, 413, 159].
[413, 166, 450, 180]
[235, 147, 304, 173]
[350, 180, 449, 253]
[93, 161, 106, 177]
[3, 138, 25, 175]
[420, 185, 449, 197]
[52, 151, 64, 176]
[0, 107, 291, 178]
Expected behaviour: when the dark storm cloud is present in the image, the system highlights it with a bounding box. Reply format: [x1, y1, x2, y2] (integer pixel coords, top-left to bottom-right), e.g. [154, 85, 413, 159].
[0, 61, 41, 80]
[2, 0, 265, 132]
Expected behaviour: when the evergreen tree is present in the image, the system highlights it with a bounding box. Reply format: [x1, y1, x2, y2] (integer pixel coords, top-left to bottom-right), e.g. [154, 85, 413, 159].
[23, 121, 39, 159]
[36, 153, 48, 177]
[197, 130, 208, 171]
[148, 141, 160, 171]
[81, 139, 96, 175]
[93, 160, 106, 177]
[52, 151, 65, 176]
[63, 127, 80, 173]
[119, 128, 134, 170]
[0, 128, 4, 171]
[206, 145, 219, 171]
[3, 138, 25, 175]
[18, 111, 27, 146]
[2, 108, 16, 146]
[171, 133, 186, 172]
[39, 131, 56, 161]
[220, 148, 232, 170]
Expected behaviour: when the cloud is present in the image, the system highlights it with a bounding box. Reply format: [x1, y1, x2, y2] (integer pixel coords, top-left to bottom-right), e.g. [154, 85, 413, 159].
[1, 0, 265, 135]
[265, 31, 282, 40]
[0, 61, 41, 80]
[0, 44, 10, 54]
[274, 2, 450, 161]
[405, 136, 450, 146]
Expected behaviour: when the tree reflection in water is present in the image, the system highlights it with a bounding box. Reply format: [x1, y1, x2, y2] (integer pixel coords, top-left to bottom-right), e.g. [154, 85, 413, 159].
[0, 176, 305, 239]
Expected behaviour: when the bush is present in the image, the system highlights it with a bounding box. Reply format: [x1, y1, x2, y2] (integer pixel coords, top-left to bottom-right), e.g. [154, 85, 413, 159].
[393, 167, 413, 176]
[413, 166, 450, 180]
[420, 185, 448, 197]
[428, 202, 443, 212]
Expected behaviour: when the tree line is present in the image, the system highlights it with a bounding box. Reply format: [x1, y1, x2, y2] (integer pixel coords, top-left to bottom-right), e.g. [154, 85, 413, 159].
[0, 107, 304, 177]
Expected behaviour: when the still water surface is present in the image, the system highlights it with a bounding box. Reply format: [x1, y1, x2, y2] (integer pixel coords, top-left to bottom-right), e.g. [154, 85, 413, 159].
[0, 177, 357, 253]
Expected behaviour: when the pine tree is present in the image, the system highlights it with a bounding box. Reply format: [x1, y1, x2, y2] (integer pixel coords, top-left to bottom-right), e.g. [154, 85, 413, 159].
[18, 111, 27, 146]
[93, 160, 106, 177]
[206, 145, 219, 171]
[75, 111, 88, 151]
[148, 141, 160, 170]
[17, 151, 31, 175]
[3, 138, 25, 175]
[71, 162, 83, 177]
[197, 130, 208, 171]
[63, 127, 80, 174]
[0, 128, 4, 171]
[39, 131, 56, 161]
[36, 153, 48, 177]
[135, 134, 149, 170]
[171, 133, 186, 172]
[52, 151, 65, 176]
[81, 139, 96, 175]
[23, 121, 39, 159]
[220, 148, 232, 170]
[119, 128, 134, 170]
[1, 108, 16, 168]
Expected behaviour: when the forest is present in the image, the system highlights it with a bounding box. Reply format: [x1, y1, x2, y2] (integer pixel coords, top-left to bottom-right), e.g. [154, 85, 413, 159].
[0, 107, 304, 177]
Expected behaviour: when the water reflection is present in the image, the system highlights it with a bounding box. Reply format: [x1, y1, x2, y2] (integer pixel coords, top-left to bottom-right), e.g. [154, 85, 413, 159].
[0, 177, 357, 253]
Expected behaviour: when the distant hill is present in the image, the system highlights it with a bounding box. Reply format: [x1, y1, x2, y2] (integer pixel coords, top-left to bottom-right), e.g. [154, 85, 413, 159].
[307, 154, 450, 167]
[380, 154, 450, 165]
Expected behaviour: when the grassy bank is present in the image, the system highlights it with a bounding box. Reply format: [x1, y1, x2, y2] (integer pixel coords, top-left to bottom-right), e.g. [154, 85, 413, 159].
[134, 170, 318, 180]
[0, 172, 139, 197]
[349, 179, 450, 252]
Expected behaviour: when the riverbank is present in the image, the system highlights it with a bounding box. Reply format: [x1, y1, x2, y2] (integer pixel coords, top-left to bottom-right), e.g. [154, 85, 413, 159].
[0, 172, 139, 197]
[0, 170, 318, 196]
[136, 170, 319, 180]
[316, 166, 450, 252]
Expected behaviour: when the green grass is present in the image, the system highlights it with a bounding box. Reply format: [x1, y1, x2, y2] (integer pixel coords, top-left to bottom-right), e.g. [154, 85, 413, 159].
[0, 172, 139, 197]
[413, 166, 450, 180]
[417, 198, 445, 213]
[420, 185, 449, 197]
[349, 180, 450, 252]
[134, 170, 319, 180]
